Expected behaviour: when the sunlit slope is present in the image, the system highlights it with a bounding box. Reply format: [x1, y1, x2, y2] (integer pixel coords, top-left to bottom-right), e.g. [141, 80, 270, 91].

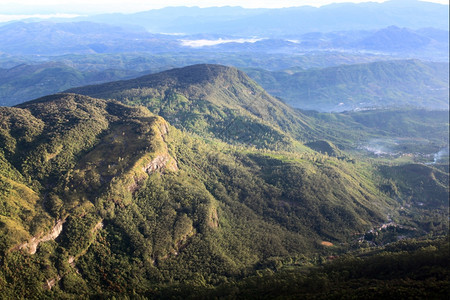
[0, 93, 401, 297]
[0, 93, 174, 254]
[67, 63, 449, 155]
[67, 64, 319, 149]
[379, 163, 449, 208]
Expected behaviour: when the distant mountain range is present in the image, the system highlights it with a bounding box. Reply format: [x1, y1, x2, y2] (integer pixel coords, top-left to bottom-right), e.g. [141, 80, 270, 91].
[245, 59, 449, 111]
[64, 0, 449, 35]
[2, 59, 447, 112]
[0, 0, 448, 61]
[0, 62, 146, 106]
[0, 21, 180, 55]
[0, 21, 447, 62]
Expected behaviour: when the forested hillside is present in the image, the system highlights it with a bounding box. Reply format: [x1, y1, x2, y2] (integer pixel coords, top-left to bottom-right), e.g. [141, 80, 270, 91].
[0, 93, 391, 296]
[0, 62, 144, 106]
[0, 64, 448, 298]
[0, 0, 449, 297]
[1, 92, 447, 298]
[67, 64, 320, 148]
[245, 60, 449, 111]
[67, 64, 449, 155]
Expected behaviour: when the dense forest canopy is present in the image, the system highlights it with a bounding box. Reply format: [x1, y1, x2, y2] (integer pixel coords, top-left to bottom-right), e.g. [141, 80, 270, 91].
[0, 67, 448, 297]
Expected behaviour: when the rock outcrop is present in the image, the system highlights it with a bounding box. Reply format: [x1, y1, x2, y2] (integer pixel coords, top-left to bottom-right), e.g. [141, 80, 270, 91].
[19, 219, 66, 254]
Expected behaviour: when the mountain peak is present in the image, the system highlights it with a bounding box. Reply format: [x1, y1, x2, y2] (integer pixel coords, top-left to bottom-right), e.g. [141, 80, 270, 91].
[66, 64, 247, 96]
[66, 64, 314, 148]
[141, 64, 244, 86]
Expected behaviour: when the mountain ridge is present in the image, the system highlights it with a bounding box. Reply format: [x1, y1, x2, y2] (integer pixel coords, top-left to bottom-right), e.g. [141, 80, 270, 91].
[245, 59, 449, 111]
[1, 92, 409, 298]
[66, 64, 318, 148]
[0, 62, 145, 106]
[62, 0, 449, 34]
[0, 21, 180, 55]
[0, 71, 448, 298]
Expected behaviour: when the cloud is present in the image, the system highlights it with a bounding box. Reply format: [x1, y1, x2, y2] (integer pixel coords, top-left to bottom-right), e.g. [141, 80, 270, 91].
[180, 38, 265, 47]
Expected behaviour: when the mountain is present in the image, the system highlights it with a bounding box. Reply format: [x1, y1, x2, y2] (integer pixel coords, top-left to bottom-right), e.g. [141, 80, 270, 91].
[353, 26, 449, 60]
[0, 48, 396, 73]
[290, 26, 449, 59]
[67, 64, 450, 157]
[0, 93, 403, 297]
[0, 62, 146, 106]
[67, 64, 320, 149]
[357, 26, 434, 52]
[0, 51, 404, 107]
[245, 60, 449, 112]
[75, 6, 267, 34]
[66, 63, 450, 156]
[0, 64, 448, 297]
[204, 27, 448, 61]
[71, 1, 448, 35]
[0, 21, 180, 55]
[1, 2, 447, 60]
[0, 21, 447, 61]
[1, 58, 447, 110]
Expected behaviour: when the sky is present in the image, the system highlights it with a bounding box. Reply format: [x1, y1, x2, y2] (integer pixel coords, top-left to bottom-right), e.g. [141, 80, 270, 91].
[1, 0, 449, 15]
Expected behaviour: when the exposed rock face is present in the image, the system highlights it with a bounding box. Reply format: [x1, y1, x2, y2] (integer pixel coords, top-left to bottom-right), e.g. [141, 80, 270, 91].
[128, 154, 178, 193]
[43, 276, 61, 290]
[151, 119, 178, 172]
[68, 256, 76, 266]
[143, 155, 170, 174]
[157, 121, 169, 138]
[143, 154, 178, 174]
[41, 220, 104, 291]
[19, 219, 66, 254]
[127, 119, 178, 193]
[91, 220, 104, 233]
[208, 207, 219, 228]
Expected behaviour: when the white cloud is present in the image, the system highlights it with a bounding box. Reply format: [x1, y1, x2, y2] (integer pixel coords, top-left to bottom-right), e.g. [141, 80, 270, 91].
[180, 38, 265, 47]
